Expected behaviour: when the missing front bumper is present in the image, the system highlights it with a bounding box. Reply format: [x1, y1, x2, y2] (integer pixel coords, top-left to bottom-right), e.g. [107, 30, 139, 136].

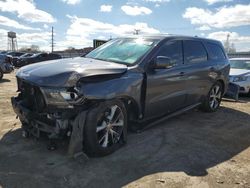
[11, 97, 57, 135]
[11, 97, 88, 157]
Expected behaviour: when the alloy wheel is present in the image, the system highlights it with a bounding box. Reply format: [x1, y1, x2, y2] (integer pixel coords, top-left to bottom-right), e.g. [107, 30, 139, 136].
[209, 85, 222, 110]
[96, 105, 124, 148]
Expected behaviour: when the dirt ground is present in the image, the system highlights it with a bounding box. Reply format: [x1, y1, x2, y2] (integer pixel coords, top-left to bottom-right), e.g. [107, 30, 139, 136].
[0, 72, 249, 188]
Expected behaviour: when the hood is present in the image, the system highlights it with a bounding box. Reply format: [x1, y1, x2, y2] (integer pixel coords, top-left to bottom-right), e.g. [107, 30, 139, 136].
[230, 68, 250, 76]
[16, 57, 127, 87]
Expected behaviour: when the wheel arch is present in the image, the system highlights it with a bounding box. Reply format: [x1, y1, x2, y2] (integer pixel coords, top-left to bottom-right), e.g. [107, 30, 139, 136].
[118, 96, 141, 122]
[216, 79, 225, 94]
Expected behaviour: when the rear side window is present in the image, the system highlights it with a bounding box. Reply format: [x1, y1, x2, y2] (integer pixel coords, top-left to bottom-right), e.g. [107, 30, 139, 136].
[156, 40, 183, 66]
[206, 43, 226, 60]
[184, 40, 207, 64]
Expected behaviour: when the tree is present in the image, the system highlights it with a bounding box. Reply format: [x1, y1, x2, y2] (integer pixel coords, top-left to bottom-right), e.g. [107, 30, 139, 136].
[66, 47, 75, 52]
[30, 45, 40, 52]
[19, 45, 40, 52]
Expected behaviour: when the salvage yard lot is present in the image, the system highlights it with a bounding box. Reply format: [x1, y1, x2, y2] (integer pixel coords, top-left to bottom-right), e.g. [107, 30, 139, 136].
[0, 72, 249, 188]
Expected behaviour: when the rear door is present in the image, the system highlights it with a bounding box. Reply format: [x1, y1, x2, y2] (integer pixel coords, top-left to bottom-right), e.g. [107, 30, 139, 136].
[182, 40, 211, 105]
[144, 40, 187, 119]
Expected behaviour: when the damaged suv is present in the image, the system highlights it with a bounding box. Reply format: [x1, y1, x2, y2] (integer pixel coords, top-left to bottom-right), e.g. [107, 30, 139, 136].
[12, 35, 230, 157]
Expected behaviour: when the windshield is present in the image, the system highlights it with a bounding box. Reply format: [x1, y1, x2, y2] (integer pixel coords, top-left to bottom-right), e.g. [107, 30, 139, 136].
[86, 38, 158, 65]
[230, 60, 250, 70]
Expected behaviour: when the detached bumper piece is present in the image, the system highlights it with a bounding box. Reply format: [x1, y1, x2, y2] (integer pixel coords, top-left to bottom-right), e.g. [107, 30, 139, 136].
[225, 83, 240, 100]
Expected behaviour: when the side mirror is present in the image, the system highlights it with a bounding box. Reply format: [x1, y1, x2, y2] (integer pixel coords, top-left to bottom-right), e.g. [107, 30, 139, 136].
[155, 56, 174, 69]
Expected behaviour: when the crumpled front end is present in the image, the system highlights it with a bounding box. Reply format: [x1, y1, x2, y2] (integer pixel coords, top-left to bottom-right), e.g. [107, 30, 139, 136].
[11, 77, 90, 156]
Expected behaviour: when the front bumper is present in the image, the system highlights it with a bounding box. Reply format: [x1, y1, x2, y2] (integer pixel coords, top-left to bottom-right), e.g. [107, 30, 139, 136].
[230, 81, 250, 94]
[11, 97, 58, 137]
[229, 76, 250, 94]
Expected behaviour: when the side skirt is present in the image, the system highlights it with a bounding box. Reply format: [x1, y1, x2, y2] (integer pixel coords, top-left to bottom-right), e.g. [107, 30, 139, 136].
[136, 102, 201, 132]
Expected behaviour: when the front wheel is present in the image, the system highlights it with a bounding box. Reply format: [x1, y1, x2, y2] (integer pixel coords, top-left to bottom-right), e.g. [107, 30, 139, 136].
[84, 100, 127, 157]
[201, 82, 223, 112]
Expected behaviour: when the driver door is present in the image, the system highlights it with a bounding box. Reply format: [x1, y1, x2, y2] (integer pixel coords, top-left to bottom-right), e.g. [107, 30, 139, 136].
[144, 40, 187, 119]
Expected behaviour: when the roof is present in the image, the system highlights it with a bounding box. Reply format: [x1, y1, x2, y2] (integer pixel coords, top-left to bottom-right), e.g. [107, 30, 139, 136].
[119, 34, 221, 44]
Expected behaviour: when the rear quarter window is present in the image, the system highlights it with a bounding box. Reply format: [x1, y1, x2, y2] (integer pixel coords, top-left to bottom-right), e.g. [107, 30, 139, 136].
[183, 40, 207, 64]
[206, 42, 226, 60]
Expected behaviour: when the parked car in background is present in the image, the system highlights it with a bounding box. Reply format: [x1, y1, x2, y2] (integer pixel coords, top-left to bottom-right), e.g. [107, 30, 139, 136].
[4, 51, 26, 65]
[0, 51, 8, 54]
[0, 54, 14, 80]
[12, 35, 230, 157]
[16, 53, 62, 67]
[229, 58, 250, 95]
[6, 51, 25, 57]
[12, 53, 33, 67]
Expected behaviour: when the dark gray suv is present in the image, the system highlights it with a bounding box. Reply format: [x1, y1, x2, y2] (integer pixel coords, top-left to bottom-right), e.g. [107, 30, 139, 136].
[11, 35, 230, 157]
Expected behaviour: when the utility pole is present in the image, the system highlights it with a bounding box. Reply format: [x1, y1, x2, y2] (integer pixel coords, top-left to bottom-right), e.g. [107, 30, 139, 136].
[51, 27, 54, 53]
[225, 34, 230, 53]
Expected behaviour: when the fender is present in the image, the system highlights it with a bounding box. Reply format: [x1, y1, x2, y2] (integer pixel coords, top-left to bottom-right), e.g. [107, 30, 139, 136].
[78, 71, 144, 119]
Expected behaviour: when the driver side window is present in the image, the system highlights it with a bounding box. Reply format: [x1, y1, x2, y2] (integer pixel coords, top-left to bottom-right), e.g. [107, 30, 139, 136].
[156, 40, 183, 67]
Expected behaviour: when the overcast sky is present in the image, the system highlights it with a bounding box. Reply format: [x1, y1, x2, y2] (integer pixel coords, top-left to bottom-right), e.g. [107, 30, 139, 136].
[0, 0, 250, 52]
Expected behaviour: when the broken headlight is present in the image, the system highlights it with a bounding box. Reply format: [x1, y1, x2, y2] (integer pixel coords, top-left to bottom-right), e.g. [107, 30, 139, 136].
[41, 87, 85, 106]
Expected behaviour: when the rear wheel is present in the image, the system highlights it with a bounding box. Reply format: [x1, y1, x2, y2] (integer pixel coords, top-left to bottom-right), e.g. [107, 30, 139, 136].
[84, 100, 127, 157]
[201, 82, 223, 112]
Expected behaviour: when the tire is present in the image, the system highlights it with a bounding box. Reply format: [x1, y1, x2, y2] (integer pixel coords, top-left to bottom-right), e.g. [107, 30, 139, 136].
[84, 100, 127, 157]
[0, 70, 3, 80]
[201, 82, 223, 112]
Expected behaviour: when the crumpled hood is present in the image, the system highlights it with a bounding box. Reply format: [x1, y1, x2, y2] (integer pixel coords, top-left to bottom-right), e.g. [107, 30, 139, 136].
[16, 57, 127, 87]
[230, 68, 250, 76]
